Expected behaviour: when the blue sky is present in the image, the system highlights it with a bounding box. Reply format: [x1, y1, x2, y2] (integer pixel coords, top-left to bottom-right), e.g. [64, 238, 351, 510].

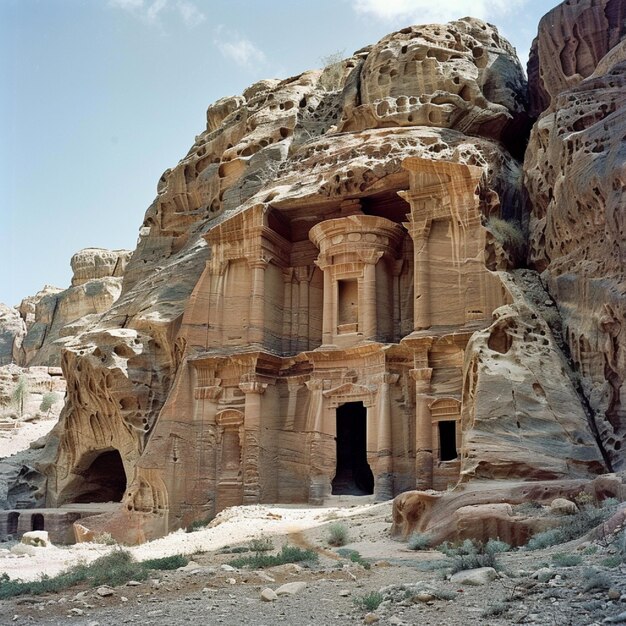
[1, 0, 557, 306]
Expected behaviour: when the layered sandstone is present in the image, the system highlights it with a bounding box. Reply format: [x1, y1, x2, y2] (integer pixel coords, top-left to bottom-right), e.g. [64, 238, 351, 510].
[19, 249, 131, 366]
[525, 0, 626, 471]
[0, 11, 613, 546]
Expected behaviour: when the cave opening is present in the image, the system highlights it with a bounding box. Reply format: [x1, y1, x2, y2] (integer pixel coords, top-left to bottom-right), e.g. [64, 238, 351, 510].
[332, 402, 374, 495]
[68, 449, 128, 504]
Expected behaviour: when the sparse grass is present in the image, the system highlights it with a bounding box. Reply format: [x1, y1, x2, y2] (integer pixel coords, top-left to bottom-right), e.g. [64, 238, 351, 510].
[248, 537, 274, 553]
[601, 555, 623, 568]
[481, 601, 509, 618]
[437, 538, 509, 574]
[229, 544, 318, 569]
[318, 50, 345, 91]
[0, 549, 189, 599]
[355, 591, 383, 611]
[93, 532, 117, 546]
[552, 553, 582, 567]
[327, 522, 349, 547]
[486, 217, 525, 259]
[220, 546, 249, 554]
[335, 548, 371, 569]
[583, 568, 612, 592]
[526, 497, 619, 550]
[407, 532, 432, 551]
[142, 554, 188, 571]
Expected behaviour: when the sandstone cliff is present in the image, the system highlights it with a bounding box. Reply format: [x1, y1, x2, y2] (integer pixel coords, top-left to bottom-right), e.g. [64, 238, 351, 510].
[525, 0, 626, 471]
[1, 4, 622, 547]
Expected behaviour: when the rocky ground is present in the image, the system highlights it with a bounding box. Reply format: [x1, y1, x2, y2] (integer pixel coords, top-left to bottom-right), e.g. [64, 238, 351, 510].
[1, 501, 625, 626]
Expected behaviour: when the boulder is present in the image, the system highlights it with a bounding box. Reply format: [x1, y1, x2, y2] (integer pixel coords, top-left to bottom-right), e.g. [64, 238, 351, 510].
[450, 567, 498, 586]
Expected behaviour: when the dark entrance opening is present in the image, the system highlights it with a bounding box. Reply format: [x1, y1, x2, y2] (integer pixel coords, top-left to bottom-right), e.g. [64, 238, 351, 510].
[7, 512, 19, 535]
[71, 449, 127, 504]
[31, 513, 44, 531]
[332, 402, 374, 495]
[438, 421, 458, 461]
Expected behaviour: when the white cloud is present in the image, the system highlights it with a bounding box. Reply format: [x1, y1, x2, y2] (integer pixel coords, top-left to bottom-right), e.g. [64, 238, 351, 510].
[177, 0, 206, 27]
[352, 0, 527, 24]
[108, 0, 205, 28]
[214, 28, 266, 68]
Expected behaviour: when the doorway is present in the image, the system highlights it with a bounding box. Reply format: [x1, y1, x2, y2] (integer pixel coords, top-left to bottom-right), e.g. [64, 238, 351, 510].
[332, 402, 374, 495]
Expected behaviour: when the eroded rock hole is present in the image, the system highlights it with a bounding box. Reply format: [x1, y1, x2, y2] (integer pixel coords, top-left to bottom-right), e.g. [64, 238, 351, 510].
[332, 402, 374, 496]
[68, 450, 127, 504]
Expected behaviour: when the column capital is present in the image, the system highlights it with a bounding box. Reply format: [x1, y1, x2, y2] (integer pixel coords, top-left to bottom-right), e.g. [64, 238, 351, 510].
[409, 367, 433, 383]
[247, 257, 270, 270]
[239, 381, 268, 395]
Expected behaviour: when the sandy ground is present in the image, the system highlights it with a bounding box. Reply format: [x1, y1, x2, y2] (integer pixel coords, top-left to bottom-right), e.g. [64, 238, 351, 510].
[1, 500, 626, 626]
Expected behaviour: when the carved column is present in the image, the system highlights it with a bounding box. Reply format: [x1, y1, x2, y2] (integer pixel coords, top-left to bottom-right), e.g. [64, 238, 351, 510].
[375, 373, 399, 501]
[359, 250, 383, 340]
[410, 367, 433, 489]
[295, 266, 313, 352]
[239, 380, 267, 504]
[317, 257, 334, 346]
[412, 221, 432, 331]
[282, 268, 294, 354]
[248, 259, 268, 345]
[305, 378, 329, 504]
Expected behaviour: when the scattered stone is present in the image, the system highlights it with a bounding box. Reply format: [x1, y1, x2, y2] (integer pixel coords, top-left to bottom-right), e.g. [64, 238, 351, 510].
[221, 564, 236, 572]
[69, 608, 84, 616]
[414, 592, 436, 603]
[227, 577, 236, 585]
[126, 580, 142, 586]
[604, 612, 626, 624]
[450, 567, 498, 586]
[608, 588, 621, 600]
[550, 498, 578, 515]
[260, 588, 278, 602]
[532, 568, 556, 583]
[179, 560, 201, 572]
[363, 614, 379, 624]
[96, 586, 115, 597]
[339, 589, 350, 597]
[256, 571, 275, 582]
[275, 582, 307, 596]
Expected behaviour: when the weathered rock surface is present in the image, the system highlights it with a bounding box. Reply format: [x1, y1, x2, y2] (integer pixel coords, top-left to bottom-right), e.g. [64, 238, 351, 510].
[339, 18, 530, 157]
[0, 304, 26, 366]
[19, 248, 131, 367]
[31, 17, 539, 545]
[461, 271, 606, 480]
[525, 0, 626, 470]
[0, 5, 615, 547]
[527, 0, 626, 116]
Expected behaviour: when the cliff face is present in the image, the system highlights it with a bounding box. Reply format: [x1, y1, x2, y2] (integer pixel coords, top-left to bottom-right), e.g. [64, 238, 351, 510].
[525, 0, 626, 471]
[31, 12, 614, 545]
[0, 4, 620, 545]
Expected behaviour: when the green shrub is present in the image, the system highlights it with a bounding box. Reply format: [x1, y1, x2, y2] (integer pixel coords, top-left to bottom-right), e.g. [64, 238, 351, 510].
[356, 591, 383, 611]
[583, 568, 612, 592]
[526, 498, 619, 550]
[142, 554, 188, 571]
[39, 392, 58, 416]
[0, 548, 190, 599]
[407, 532, 432, 551]
[437, 539, 505, 574]
[327, 522, 349, 547]
[336, 548, 371, 569]
[601, 555, 622, 568]
[229, 544, 318, 569]
[552, 553, 582, 567]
